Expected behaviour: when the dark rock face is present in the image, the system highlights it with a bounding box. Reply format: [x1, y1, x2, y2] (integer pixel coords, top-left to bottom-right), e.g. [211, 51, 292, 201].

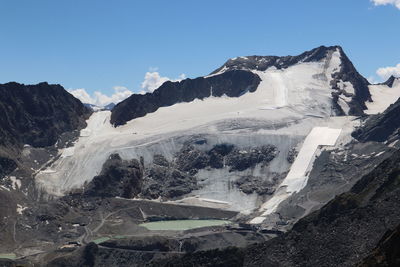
[84, 154, 143, 198]
[352, 97, 400, 142]
[330, 46, 371, 115]
[0, 82, 91, 148]
[110, 70, 261, 126]
[381, 75, 399, 88]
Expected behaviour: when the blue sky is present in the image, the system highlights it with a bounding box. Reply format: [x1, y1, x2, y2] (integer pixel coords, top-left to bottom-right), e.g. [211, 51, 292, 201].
[0, 0, 399, 105]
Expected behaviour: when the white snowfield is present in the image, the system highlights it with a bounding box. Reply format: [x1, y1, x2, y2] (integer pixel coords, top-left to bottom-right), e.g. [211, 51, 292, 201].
[249, 127, 342, 224]
[366, 79, 400, 114]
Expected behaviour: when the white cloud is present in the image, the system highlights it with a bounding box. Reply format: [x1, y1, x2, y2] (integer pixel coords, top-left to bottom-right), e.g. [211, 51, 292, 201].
[141, 71, 186, 93]
[371, 0, 400, 9]
[69, 86, 133, 107]
[69, 70, 187, 106]
[367, 76, 379, 84]
[376, 63, 400, 80]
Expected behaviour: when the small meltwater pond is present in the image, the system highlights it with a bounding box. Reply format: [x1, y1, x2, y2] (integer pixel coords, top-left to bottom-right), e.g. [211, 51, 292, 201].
[0, 253, 17, 260]
[139, 219, 231, 231]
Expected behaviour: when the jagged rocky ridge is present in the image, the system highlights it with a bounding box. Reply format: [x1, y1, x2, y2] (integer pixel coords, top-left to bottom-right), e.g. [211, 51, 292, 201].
[110, 70, 261, 126]
[381, 75, 399, 88]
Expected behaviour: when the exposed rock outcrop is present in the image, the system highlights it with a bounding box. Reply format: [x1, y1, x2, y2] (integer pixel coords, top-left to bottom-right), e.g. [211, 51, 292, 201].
[235, 175, 280, 195]
[84, 154, 143, 199]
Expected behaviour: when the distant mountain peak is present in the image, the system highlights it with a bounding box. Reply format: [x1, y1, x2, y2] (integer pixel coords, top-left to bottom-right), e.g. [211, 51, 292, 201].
[382, 75, 400, 88]
[84, 102, 115, 111]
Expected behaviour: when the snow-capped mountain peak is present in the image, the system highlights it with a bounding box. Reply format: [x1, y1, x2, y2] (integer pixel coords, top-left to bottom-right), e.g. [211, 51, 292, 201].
[210, 45, 344, 75]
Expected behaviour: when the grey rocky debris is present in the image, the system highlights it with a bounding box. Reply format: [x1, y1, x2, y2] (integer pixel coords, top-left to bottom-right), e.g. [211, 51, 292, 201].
[141, 161, 197, 199]
[234, 175, 282, 195]
[225, 145, 278, 172]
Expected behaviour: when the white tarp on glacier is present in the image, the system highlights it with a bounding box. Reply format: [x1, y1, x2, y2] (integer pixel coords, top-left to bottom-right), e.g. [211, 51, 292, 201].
[249, 127, 342, 224]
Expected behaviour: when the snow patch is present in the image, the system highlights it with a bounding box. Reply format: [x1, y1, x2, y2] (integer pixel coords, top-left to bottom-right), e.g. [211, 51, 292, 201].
[9, 176, 21, 190]
[366, 83, 400, 114]
[16, 204, 27, 215]
[61, 147, 75, 158]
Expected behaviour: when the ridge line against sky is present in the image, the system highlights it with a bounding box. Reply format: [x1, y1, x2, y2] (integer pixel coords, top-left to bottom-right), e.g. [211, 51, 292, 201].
[0, 0, 399, 106]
